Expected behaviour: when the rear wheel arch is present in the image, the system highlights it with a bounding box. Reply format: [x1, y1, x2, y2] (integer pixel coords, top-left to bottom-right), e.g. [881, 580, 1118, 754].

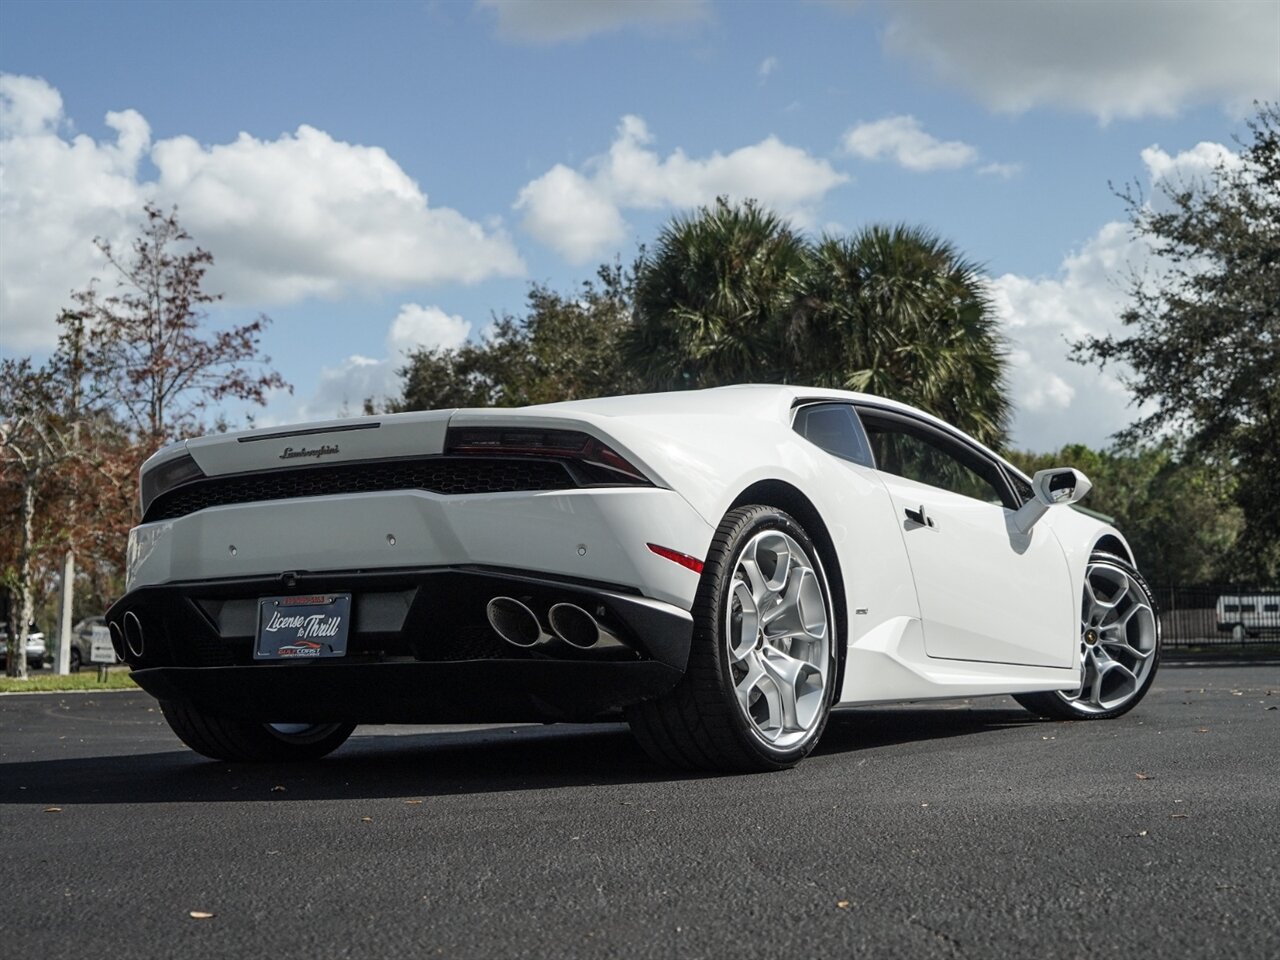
[728, 480, 848, 701]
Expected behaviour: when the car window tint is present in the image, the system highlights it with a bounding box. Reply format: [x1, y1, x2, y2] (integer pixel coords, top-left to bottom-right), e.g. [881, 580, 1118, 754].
[1006, 469, 1034, 504]
[792, 404, 874, 468]
[861, 416, 1012, 507]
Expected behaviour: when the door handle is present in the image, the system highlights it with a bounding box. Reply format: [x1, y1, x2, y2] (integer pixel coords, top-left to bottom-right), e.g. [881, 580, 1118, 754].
[904, 505, 936, 528]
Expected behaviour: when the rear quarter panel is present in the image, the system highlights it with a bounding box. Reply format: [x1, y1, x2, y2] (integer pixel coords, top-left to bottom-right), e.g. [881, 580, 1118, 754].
[452, 402, 924, 661]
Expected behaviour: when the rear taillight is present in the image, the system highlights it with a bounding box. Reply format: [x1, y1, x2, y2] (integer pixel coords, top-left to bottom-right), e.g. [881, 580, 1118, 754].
[444, 427, 649, 484]
[140, 451, 205, 515]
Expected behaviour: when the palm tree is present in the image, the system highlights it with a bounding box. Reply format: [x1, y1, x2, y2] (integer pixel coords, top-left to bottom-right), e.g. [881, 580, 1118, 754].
[625, 198, 809, 390]
[627, 203, 1010, 447]
[794, 225, 1010, 447]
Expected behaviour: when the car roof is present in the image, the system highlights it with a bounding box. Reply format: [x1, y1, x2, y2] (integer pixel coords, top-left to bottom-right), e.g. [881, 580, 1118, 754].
[533, 384, 1020, 475]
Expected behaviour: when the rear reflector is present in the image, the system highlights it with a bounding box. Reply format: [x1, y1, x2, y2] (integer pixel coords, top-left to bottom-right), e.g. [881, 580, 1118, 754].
[647, 543, 705, 575]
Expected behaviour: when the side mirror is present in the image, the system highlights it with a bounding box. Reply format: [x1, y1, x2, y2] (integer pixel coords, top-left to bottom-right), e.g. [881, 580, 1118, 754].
[1012, 468, 1092, 533]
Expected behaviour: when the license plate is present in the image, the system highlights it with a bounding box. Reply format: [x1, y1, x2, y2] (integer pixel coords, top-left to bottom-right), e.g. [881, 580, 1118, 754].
[255, 594, 351, 660]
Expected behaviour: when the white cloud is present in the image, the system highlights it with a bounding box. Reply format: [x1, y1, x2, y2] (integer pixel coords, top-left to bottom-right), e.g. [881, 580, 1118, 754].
[514, 164, 628, 264]
[515, 114, 848, 262]
[477, 0, 709, 43]
[977, 161, 1022, 180]
[1139, 141, 1241, 197]
[878, 0, 1280, 121]
[991, 220, 1146, 449]
[298, 354, 391, 421]
[386, 303, 470, 358]
[994, 135, 1249, 449]
[842, 115, 979, 172]
[758, 55, 779, 83]
[151, 126, 524, 302]
[0, 73, 65, 136]
[0, 77, 147, 350]
[994, 142, 1221, 446]
[0, 74, 524, 351]
[263, 302, 471, 425]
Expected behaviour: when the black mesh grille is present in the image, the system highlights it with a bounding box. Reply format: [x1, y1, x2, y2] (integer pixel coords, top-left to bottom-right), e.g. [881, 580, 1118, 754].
[145, 457, 578, 522]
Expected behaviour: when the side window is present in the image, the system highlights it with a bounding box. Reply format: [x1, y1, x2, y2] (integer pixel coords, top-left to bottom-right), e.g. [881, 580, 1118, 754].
[1006, 469, 1034, 505]
[860, 412, 1015, 508]
[792, 403, 875, 468]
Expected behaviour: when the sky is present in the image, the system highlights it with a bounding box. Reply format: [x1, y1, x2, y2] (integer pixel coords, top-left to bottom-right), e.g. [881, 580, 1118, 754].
[1, 0, 1277, 450]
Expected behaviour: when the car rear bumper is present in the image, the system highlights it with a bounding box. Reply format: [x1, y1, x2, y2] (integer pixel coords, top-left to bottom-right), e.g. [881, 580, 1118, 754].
[130, 660, 685, 724]
[108, 565, 693, 724]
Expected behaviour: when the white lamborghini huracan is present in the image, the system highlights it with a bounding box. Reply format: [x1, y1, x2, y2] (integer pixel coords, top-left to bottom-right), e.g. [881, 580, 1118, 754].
[109, 385, 1160, 771]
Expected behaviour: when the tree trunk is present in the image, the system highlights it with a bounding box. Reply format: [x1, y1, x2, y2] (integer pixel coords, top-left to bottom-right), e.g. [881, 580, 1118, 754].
[8, 476, 36, 679]
[56, 550, 75, 675]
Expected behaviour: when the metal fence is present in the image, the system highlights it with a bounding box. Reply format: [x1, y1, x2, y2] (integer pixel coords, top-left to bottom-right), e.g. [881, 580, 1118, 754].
[1152, 584, 1280, 653]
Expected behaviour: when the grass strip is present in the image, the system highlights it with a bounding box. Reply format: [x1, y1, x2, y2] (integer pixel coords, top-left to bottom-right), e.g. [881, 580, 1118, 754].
[0, 670, 139, 693]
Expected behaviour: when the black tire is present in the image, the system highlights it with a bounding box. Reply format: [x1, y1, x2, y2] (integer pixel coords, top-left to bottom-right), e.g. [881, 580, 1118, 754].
[626, 505, 838, 772]
[159, 699, 355, 762]
[70, 648, 82, 673]
[1015, 551, 1160, 721]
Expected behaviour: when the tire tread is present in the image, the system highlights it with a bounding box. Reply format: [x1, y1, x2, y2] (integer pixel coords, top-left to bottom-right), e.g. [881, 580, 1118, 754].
[626, 505, 834, 772]
[1014, 550, 1161, 722]
[159, 699, 354, 762]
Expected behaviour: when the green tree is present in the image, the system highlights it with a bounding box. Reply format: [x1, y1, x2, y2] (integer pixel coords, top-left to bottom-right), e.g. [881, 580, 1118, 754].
[398, 202, 1011, 450]
[1075, 104, 1280, 580]
[1007, 444, 1242, 585]
[624, 198, 809, 389]
[795, 226, 1010, 447]
[624, 201, 1010, 447]
[395, 261, 640, 411]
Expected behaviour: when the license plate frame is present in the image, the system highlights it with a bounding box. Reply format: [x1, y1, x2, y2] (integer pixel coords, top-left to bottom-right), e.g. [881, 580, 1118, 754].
[254, 593, 352, 660]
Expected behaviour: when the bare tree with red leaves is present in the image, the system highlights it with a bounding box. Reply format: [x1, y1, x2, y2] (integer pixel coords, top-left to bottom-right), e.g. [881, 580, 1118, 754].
[77, 202, 289, 446]
[3, 205, 290, 678]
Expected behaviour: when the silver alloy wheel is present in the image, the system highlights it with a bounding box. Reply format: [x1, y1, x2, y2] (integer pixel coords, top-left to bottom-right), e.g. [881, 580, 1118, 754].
[1060, 559, 1158, 714]
[725, 529, 831, 749]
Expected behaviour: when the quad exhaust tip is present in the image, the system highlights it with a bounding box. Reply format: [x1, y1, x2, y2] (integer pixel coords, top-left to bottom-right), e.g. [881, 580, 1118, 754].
[487, 595, 629, 654]
[547, 603, 602, 650]
[108, 621, 127, 661]
[485, 597, 544, 648]
[122, 611, 144, 659]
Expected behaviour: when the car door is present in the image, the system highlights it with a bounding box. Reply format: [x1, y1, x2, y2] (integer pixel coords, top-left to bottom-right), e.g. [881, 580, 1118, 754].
[856, 407, 1074, 668]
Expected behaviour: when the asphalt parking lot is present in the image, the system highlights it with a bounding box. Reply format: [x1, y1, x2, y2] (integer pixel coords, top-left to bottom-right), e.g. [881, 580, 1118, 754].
[1, 663, 1276, 960]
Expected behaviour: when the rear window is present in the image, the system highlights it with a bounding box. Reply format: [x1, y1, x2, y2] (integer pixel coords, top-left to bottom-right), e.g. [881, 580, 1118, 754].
[793, 404, 874, 468]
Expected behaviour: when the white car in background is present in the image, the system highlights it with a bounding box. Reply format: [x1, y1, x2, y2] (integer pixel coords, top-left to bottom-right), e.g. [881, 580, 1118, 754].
[0, 622, 46, 671]
[108, 385, 1160, 771]
[1216, 594, 1280, 637]
[70, 616, 109, 671]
